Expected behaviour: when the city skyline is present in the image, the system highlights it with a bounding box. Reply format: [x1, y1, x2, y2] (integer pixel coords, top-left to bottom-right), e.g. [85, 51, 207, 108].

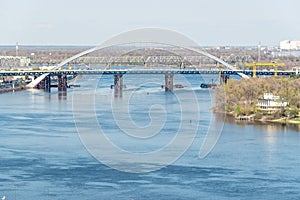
[1, 0, 299, 46]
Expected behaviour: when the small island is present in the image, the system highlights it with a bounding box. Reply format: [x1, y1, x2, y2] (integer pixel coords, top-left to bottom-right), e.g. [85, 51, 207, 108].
[214, 76, 300, 124]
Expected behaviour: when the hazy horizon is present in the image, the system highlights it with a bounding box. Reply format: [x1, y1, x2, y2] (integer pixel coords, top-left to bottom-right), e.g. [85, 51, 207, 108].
[1, 0, 299, 46]
[0, 44, 278, 48]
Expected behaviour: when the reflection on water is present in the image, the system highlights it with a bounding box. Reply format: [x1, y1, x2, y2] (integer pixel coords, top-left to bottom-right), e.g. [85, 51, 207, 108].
[224, 113, 300, 133]
[58, 91, 67, 100]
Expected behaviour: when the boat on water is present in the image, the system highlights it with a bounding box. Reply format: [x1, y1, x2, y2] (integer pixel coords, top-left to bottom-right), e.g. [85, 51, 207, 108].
[200, 78, 217, 89]
[200, 83, 217, 89]
[175, 84, 184, 88]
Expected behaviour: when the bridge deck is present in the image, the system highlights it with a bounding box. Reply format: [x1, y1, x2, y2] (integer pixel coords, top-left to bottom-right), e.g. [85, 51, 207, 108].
[0, 69, 295, 76]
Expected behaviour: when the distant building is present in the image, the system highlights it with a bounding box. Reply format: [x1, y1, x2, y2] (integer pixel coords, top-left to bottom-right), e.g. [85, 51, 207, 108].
[0, 56, 31, 67]
[257, 93, 288, 113]
[280, 40, 300, 50]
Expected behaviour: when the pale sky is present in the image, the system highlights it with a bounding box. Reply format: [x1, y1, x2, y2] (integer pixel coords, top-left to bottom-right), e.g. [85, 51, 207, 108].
[0, 0, 299, 46]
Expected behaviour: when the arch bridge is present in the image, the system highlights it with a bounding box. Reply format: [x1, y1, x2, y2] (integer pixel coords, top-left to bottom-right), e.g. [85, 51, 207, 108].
[23, 28, 252, 92]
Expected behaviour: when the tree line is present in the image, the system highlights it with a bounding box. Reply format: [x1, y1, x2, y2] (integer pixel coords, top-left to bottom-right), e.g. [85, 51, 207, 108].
[214, 76, 300, 119]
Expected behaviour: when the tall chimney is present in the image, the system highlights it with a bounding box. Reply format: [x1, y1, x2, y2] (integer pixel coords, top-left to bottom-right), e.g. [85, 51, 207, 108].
[258, 41, 261, 62]
[16, 42, 19, 57]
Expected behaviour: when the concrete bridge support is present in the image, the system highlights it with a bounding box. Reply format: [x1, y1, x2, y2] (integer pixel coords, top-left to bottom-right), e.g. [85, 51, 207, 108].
[58, 75, 67, 91]
[165, 74, 174, 92]
[252, 66, 257, 78]
[34, 76, 40, 89]
[220, 74, 229, 84]
[114, 74, 123, 90]
[44, 75, 51, 92]
[35, 75, 51, 92]
[114, 74, 123, 97]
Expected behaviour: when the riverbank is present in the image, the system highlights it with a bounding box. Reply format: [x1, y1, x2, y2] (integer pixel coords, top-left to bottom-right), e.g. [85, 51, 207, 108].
[267, 117, 300, 124]
[213, 77, 300, 126]
[0, 86, 26, 93]
[214, 109, 300, 125]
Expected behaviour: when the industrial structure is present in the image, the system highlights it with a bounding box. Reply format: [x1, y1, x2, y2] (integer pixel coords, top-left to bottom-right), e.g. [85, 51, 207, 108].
[280, 40, 300, 50]
[244, 62, 286, 77]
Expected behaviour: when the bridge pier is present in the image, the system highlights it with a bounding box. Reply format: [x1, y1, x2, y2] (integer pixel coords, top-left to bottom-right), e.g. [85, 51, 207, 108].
[34, 76, 40, 89]
[114, 74, 123, 97]
[58, 75, 67, 91]
[165, 74, 174, 92]
[35, 75, 51, 92]
[252, 66, 257, 78]
[34, 76, 44, 89]
[114, 74, 123, 90]
[44, 75, 51, 92]
[220, 74, 229, 84]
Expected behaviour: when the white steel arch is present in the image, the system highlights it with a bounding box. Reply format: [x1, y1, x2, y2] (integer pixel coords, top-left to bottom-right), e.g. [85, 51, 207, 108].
[27, 28, 248, 88]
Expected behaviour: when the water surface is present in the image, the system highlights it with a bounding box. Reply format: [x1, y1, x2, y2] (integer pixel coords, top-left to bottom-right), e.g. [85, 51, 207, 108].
[0, 74, 299, 199]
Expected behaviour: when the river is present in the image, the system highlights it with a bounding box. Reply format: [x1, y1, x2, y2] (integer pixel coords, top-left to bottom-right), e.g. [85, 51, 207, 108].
[0, 74, 300, 200]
